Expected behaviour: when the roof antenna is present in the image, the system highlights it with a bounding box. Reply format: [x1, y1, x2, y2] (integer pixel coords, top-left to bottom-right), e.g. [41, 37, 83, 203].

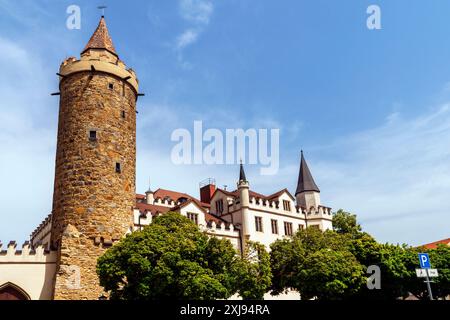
[97, 5, 107, 17]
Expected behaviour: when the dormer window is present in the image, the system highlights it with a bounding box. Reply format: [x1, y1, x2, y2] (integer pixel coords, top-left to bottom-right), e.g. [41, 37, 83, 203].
[283, 200, 291, 211]
[215, 199, 224, 214]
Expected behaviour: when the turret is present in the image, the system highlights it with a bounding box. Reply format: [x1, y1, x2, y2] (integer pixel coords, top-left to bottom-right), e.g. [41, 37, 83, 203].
[237, 162, 251, 240]
[295, 151, 321, 210]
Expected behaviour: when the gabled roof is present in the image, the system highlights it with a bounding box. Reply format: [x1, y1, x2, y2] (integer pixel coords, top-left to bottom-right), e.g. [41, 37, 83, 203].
[82, 16, 117, 56]
[170, 198, 207, 214]
[266, 188, 295, 201]
[295, 151, 320, 195]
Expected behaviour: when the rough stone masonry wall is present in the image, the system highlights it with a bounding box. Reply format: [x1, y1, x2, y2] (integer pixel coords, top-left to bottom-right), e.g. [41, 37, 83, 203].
[50, 70, 136, 299]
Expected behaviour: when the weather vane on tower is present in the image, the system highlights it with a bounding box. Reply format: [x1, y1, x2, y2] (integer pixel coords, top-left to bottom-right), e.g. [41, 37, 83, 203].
[97, 5, 107, 17]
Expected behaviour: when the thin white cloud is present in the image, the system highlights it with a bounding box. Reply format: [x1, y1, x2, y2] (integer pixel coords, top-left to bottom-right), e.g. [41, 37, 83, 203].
[179, 0, 213, 24]
[176, 29, 199, 50]
[174, 0, 214, 66]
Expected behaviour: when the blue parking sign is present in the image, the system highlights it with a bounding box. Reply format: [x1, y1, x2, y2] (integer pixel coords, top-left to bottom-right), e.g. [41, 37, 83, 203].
[418, 253, 431, 269]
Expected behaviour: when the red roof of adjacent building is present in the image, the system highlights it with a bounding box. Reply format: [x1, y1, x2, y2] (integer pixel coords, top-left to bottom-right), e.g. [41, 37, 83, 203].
[153, 188, 191, 201]
[421, 238, 450, 249]
[135, 202, 171, 215]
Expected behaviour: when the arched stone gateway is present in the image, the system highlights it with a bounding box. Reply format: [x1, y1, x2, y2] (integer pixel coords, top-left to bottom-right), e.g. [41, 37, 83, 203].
[0, 282, 31, 300]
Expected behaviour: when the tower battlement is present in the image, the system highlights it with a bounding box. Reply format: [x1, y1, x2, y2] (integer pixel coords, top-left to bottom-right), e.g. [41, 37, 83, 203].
[0, 241, 56, 263]
[59, 50, 139, 95]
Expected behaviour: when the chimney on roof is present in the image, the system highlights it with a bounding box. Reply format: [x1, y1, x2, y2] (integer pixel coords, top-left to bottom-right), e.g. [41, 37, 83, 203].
[199, 178, 216, 204]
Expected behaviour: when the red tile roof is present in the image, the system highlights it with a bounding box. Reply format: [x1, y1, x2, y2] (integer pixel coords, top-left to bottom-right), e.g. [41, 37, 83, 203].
[82, 17, 117, 56]
[153, 188, 191, 201]
[421, 238, 450, 249]
[135, 194, 227, 225]
[135, 202, 171, 215]
[135, 190, 210, 211]
[214, 187, 291, 201]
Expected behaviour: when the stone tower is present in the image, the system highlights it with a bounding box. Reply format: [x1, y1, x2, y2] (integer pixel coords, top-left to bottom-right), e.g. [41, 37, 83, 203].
[50, 16, 139, 300]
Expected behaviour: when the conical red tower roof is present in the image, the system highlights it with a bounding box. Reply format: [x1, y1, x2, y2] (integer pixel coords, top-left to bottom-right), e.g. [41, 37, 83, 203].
[82, 16, 117, 56]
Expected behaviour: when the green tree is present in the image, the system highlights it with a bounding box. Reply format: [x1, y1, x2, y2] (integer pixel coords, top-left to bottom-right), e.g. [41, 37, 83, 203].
[270, 227, 365, 300]
[332, 210, 444, 300]
[96, 212, 239, 300]
[233, 241, 272, 300]
[332, 209, 362, 237]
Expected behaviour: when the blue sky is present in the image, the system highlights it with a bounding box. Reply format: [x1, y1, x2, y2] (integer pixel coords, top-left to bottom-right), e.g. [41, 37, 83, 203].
[0, 0, 449, 246]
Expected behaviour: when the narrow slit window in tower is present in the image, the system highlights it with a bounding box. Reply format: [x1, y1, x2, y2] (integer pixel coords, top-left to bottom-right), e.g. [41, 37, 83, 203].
[115, 162, 122, 174]
[121, 110, 126, 119]
[89, 130, 97, 141]
[108, 83, 114, 90]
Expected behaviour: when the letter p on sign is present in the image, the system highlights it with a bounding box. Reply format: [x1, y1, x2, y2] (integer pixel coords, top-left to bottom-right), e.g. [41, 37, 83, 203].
[419, 253, 431, 269]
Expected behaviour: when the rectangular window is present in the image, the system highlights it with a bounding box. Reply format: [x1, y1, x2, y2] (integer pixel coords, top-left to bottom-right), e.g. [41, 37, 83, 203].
[89, 130, 97, 141]
[310, 225, 320, 230]
[284, 222, 293, 236]
[298, 224, 304, 231]
[283, 200, 291, 211]
[255, 216, 263, 232]
[271, 219, 278, 234]
[115, 162, 121, 173]
[108, 83, 114, 90]
[187, 212, 199, 225]
[215, 199, 224, 214]
[121, 110, 126, 119]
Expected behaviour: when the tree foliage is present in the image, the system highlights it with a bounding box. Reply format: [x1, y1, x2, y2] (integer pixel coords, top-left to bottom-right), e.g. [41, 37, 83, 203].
[270, 209, 450, 300]
[270, 227, 365, 300]
[97, 212, 239, 300]
[233, 241, 272, 300]
[97, 209, 450, 300]
[332, 209, 362, 237]
[97, 212, 273, 300]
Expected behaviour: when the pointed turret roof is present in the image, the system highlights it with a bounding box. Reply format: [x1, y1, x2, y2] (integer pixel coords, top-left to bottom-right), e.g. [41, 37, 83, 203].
[239, 161, 247, 182]
[295, 151, 320, 195]
[82, 16, 117, 56]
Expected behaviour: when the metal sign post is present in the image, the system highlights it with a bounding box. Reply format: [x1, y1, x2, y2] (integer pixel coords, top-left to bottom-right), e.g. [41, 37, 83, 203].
[418, 253, 434, 300]
[424, 268, 434, 301]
